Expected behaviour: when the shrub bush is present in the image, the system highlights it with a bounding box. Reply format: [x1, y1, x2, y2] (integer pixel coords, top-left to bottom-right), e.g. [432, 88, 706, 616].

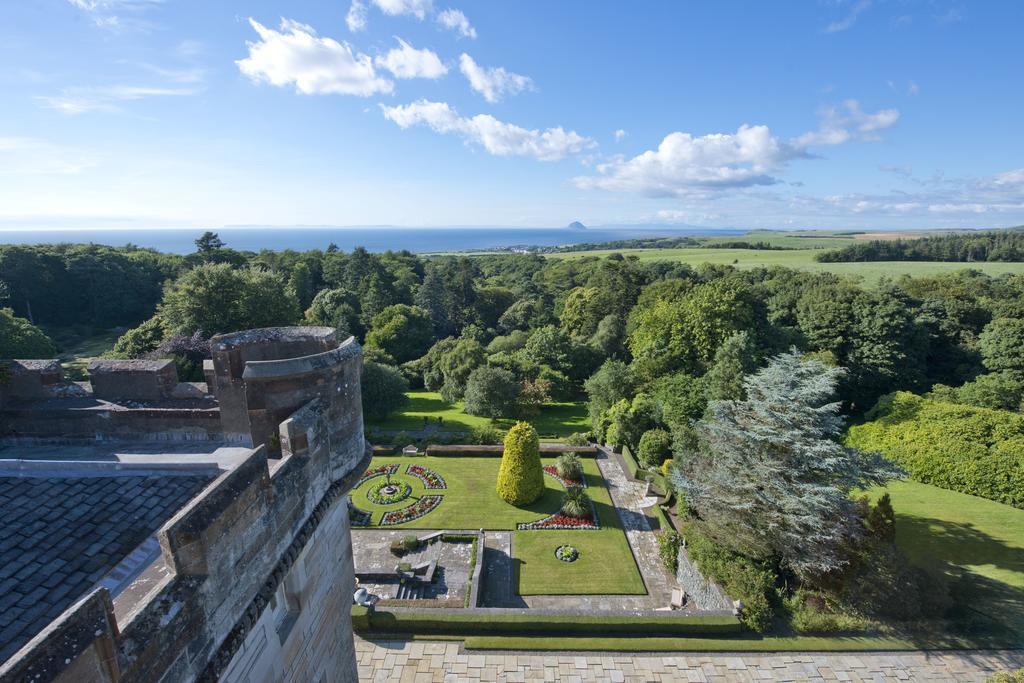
[637, 428, 673, 468]
[496, 422, 545, 505]
[656, 530, 682, 573]
[471, 424, 505, 445]
[785, 590, 870, 634]
[556, 453, 583, 481]
[561, 487, 591, 518]
[846, 391, 1024, 508]
[463, 366, 520, 418]
[681, 522, 776, 632]
[563, 431, 592, 447]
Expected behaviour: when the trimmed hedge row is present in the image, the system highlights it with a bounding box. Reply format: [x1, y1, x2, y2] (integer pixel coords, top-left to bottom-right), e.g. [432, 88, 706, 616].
[351, 607, 742, 637]
[846, 392, 1024, 508]
[425, 444, 598, 457]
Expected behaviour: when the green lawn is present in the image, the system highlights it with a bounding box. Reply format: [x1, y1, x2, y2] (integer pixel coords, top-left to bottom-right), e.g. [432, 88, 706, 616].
[870, 480, 1024, 637]
[367, 391, 589, 438]
[548, 248, 1024, 283]
[350, 455, 645, 595]
[513, 458, 646, 596]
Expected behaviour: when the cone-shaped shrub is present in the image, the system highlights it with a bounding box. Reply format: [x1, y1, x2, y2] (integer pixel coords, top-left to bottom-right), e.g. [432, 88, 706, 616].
[496, 421, 544, 505]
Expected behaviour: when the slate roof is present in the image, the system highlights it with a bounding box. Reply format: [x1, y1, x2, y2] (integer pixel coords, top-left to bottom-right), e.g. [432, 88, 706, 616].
[0, 474, 214, 663]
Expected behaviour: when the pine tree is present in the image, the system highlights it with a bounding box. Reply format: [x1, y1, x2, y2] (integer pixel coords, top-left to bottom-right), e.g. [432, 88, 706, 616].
[673, 349, 900, 578]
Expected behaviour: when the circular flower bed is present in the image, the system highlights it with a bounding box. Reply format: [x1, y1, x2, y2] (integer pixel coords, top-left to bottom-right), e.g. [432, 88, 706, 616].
[555, 545, 579, 563]
[366, 479, 412, 505]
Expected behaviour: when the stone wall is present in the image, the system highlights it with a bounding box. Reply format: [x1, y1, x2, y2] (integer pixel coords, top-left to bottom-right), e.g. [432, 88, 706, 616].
[87, 360, 178, 402]
[676, 546, 734, 612]
[0, 328, 368, 683]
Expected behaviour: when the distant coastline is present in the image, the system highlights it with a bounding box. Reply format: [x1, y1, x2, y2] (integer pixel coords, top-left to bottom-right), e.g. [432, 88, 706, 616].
[0, 226, 747, 254]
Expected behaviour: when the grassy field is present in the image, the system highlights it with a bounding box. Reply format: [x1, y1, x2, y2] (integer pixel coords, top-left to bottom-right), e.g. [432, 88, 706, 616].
[870, 480, 1024, 636]
[351, 455, 645, 595]
[42, 327, 120, 380]
[366, 391, 589, 438]
[547, 247, 1024, 283]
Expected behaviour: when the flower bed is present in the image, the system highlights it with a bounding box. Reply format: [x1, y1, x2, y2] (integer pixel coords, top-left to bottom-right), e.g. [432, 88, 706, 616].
[517, 505, 600, 531]
[367, 480, 412, 505]
[555, 545, 579, 562]
[381, 495, 443, 526]
[348, 502, 372, 527]
[357, 463, 399, 487]
[542, 465, 584, 489]
[406, 464, 447, 489]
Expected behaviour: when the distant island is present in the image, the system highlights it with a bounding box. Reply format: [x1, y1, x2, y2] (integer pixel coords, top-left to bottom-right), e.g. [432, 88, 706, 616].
[567, 221, 587, 230]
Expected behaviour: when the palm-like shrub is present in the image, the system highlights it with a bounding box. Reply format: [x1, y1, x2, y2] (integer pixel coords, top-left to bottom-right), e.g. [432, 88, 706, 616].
[556, 453, 583, 482]
[561, 486, 591, 518]
[496, 422, 544, 505]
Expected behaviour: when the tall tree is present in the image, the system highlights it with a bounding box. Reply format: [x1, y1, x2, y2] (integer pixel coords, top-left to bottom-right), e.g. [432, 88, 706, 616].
[673, 350, 899, 578]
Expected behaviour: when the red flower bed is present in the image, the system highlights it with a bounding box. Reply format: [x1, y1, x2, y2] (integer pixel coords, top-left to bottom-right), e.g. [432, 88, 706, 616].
[357, 463, 398, 487]
[406, 464, 446, 489]
[542, 465, 583, 488]
[380, 495, 443, 526]
[518, 508, 599, 530]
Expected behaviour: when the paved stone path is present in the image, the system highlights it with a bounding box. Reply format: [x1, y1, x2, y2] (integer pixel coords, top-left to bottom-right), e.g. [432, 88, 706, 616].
[594, 447, 678, 610]
[355, 637, 1024, 682]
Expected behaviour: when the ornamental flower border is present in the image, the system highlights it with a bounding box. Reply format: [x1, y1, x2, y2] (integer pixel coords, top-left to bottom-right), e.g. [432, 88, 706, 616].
[366, 479, 412, 505]
[542, 465, 584, 489]
[380, 495, 444, 526]
[406, 464, 447, 490]
[517, 502, 600, 531]
[357, 463, 399, 488]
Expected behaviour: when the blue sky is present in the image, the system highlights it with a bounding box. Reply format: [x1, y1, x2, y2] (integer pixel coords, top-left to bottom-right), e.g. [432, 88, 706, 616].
[1, 0, 1022, 230]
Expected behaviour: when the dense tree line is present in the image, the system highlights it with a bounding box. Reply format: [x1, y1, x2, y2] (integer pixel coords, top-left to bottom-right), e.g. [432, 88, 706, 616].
[817, 229, 1024, 262]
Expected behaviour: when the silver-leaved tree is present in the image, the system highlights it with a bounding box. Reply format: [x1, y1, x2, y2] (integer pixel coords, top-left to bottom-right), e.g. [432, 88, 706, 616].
[672, 349, 901, 578]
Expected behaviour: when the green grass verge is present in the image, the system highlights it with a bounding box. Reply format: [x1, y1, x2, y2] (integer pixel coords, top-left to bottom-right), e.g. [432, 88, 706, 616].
[869, 480, 1024, 636]
[513, 459, 646, 595]
[352, 607, 741, 637]
[546, 248, 1024, 283]
[366, 391, 589, 438]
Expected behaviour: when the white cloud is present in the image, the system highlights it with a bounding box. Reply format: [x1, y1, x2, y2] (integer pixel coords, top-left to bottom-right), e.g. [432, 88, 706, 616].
[437, 8, 476, 38]
[0, 137, 97, 175]
[65, 0, 162, 31]
[613, 129, 627, 141]
[380, 99, 593, 161]
[36, 85, 200, 114]
[823, 0, 871, 33]
[373, 0, 433, 19]
[237, 18, 393, 97]
[374, 39, 447, 79]
[346, 0, 368, 31]
[575, 125, 798, 197]
[458, 54, 532, 103]
[791, 100, 899, 147]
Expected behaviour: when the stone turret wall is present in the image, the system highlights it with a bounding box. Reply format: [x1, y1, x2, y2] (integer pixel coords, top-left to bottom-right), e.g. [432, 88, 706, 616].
[87, 359, 178, 402]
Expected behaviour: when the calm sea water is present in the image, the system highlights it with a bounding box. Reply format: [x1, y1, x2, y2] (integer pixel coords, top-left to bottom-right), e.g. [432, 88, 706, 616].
[0, 226, 744, 254]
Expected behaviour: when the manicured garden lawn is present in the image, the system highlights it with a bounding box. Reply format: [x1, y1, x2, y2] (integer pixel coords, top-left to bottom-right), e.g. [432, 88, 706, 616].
[512, 457, 646, 595]
[870, 480, 1024, 637]
[366, 391, 589, 438]
[350, 455, 645, 596]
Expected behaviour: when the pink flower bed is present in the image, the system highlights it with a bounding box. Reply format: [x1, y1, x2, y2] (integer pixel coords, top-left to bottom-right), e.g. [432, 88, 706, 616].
[518, 507, 599, 531]
[542, 465, 583, 489]
[380, 495, 443, 526]
[357, 463, 398, 487]
[406, 464, 446, 489]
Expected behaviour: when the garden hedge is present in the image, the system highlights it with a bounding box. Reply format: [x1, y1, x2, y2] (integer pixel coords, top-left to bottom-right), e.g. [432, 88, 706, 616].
[351, 607, 742, 637]
[425, 444, 598, 457]
[496, 422, 545, 505]
[846, 392, 1024, 508]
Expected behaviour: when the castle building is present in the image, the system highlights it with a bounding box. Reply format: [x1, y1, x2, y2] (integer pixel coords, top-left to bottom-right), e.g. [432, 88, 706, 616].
[0, 327, 367, 683]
